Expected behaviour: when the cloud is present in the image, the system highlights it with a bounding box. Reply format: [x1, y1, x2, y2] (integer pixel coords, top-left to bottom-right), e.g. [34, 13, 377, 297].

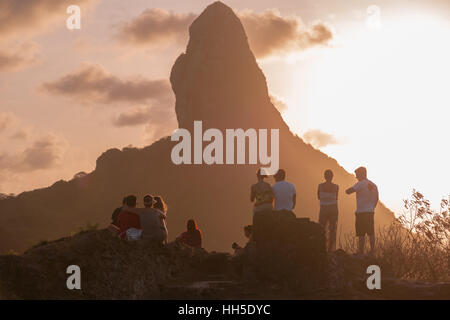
[0, 42, 39, 72]
[303, 129, 340, 148]
[240, 10, 334, 58]
[143, 118, 177, 143]
[113, 103, 177, 143]
[117, 8, 196, 46]
[113, 106, 154, 127]
[116, 8, 333, 58]
[0, 135, 66, 172]
[112, 102, 177, 143]
[299, 22, 334, 47]
[0, 112, 21, 134]
[113, 103, 174, 127]
[41, 64, 172, 104]
[19, 137, 63, 171]
[0, 112, 29, 140]
[269, 94, 288, 112]
[10, 129, 29, 140]
[0, 113, 15, 132]
[0, 0, 96, 40]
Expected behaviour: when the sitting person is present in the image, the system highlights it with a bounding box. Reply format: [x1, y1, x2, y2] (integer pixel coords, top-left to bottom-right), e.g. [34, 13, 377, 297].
[123, 194, 168, 245]
[139, 195, 167, 245]
[250, 168, 274, 215]
[231, 225, 257, 278]
[250, 169, 273, 242]
[232, 225, 253, 256]
[153, 196, 168, 243]
[111, 196, 126, 227]
[272, 169, 296, 216]
[177, 219, 202, 248]
[153, 196, 166, 213]
[117, 195, 142, 240]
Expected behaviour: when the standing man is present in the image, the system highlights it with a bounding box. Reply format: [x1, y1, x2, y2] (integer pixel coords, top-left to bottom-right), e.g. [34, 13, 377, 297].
[272, 169, 296, 214]
[346, 167, 379, 255]
[250, 168, 273, 243]
[318, 169, 339, 252]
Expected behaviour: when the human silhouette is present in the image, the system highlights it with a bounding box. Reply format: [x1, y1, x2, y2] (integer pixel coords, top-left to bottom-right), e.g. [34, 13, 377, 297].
[250, 168, 273, 217]
[232, 225, 253, 256]
[346, 166, 379, 255]
[272, 169, 296, 214]
[117, 195, 142, 239]
[138, 195, 168, 245]
[111, 197, 126, 227]
[177, 219, 202, 248]
[318, 169, 339, 252]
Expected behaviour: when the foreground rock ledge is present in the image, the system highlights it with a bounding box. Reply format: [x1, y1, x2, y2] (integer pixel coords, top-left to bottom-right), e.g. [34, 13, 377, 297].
[0, 229, 448, 299]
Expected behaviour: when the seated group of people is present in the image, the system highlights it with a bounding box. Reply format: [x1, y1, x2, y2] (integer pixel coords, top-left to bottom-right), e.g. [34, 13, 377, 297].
[109, 194, 202, 248]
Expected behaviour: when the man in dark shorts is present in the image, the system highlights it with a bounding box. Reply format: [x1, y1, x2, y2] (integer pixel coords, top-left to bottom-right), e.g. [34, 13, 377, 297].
[346, 166, 379, 255]
[318, 169, 339, 252]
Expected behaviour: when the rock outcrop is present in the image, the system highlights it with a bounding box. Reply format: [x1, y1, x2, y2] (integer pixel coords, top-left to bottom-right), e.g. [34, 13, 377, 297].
[171, 2, 284, 131]
[1, 230, 448, 299]
[0, 230, 231, 299]
[250, 211, 327, 288]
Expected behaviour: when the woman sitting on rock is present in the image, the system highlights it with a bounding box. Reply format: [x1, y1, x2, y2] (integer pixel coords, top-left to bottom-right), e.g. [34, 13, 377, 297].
[153, 196, 168, 244]
[176, 219, 202, 248]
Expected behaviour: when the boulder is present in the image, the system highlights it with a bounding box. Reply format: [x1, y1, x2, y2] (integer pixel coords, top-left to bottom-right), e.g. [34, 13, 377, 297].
[250, 211, 327, 288]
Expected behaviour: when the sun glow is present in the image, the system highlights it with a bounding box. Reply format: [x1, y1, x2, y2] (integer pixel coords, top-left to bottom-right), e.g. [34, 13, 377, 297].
[282, 13, 450, 214]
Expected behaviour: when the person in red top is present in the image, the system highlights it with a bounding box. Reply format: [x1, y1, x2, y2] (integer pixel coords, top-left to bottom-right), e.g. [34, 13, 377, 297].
[177, 219, 202, 248]
[117, 195, 141, 239]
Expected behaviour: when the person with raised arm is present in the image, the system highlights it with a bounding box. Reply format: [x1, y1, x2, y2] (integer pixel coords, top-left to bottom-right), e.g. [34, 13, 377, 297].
[346, 167, 379, 255]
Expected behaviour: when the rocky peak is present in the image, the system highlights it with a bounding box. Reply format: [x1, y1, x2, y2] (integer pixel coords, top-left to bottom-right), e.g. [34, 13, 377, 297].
[170, 1, 285, 131]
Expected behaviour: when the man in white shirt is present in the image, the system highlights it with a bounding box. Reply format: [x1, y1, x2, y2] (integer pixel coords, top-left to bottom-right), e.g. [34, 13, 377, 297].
[272, 169, 296, 212]
[346, 166, 379, 255]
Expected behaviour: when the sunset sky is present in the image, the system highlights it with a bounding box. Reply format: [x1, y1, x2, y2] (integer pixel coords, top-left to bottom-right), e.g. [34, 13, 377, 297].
[0, 0, 449, 215]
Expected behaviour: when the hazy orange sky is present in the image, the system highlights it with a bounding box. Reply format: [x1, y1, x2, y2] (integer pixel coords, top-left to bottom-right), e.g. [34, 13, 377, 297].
[0, 0, 449, 214]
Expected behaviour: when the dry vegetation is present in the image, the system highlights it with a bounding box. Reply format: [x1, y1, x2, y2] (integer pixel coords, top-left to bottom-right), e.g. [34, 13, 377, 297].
[341, 190, 449, 282]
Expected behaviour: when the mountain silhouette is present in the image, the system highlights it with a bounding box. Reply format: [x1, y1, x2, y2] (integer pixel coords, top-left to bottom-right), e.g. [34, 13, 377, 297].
[0, 2, 394, 253]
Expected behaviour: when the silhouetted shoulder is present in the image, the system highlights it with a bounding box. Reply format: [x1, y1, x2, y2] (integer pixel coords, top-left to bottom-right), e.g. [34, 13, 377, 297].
[319, 182, 338, 193]
[252, 181, 271, 192]
[367, 180, 378, 191]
